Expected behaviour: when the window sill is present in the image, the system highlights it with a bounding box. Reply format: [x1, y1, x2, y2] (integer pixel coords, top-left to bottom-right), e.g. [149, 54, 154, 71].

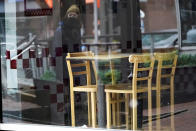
[180, 46, 196, 51]
[0, 123, 122, 131]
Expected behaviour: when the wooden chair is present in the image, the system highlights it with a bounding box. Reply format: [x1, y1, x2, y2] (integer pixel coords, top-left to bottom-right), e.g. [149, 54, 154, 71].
[102, 53, 129, 128]
[97, 51, 126, 127]
[107, 61, 128, 128]
[105, 54, 155, 130]
[152, 52, 178, 130]
[66, 51, 97, 127]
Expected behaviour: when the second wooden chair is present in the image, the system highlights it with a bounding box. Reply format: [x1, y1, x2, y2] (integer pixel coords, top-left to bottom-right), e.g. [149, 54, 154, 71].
[152, 52, 178, 130]
[105, 54, 155, 130]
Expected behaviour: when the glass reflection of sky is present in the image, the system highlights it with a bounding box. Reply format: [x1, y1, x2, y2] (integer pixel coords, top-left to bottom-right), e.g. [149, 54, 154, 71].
[8, 0, 23, 2]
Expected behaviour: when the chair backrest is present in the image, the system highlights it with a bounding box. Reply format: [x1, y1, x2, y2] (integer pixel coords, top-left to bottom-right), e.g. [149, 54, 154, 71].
[129, 54, 155, 90]
[154, 52, 178, 87]
[66, 51, 97, 88]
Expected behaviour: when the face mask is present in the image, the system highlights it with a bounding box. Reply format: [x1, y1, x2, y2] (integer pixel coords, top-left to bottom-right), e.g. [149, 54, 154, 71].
[64, 18, 80, 28]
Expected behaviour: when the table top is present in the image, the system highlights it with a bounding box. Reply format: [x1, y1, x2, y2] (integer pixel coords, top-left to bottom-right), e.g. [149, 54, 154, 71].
[66, 53, 130, 60]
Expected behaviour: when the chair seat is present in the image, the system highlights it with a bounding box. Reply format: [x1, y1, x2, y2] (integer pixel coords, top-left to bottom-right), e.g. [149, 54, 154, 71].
[105, 83, 131, 88]
[73, 85, 97, 92]
[152, 84, 170, 90]
[105, 85, 149, 94]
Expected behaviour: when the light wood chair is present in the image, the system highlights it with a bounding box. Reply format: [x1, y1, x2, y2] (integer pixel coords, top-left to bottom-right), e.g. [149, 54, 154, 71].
[105, 54, 155, 130]
[98, 51, 127, 127]
[107, 61, 128, 128]
[153, 52, 178, 130]
[66, 51, 97, 128]
[102, 53, 130, 128]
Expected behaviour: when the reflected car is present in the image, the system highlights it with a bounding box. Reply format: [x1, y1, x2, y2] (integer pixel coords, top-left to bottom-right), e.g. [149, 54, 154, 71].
[142, 33, 178, 49]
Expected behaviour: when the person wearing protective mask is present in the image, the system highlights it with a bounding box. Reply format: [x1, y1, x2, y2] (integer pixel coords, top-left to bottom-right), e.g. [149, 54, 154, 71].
[63, 4, 82, 104]
[62, 4, 81, 53]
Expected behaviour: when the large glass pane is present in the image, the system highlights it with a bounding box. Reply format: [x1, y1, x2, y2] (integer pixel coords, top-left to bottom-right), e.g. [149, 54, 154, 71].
[1, 0, 196, 131]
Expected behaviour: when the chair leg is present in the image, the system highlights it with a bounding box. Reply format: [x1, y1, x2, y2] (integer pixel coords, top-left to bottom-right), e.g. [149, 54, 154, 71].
[170, 81, 175, 131]
[129, 94, 133, 130]
[132, 92, 137, 130]
[148, 83, 152, 131]
[112, 93, 116, 126]
[106, 92, 111, 129]
[87, 92, 92, 126]
[156, 89, 161, 130]
[91, 92, 96, 128]
[116, 94, 121, 127]
[70, 90, 75, 127]
[125, 94, 130, 130]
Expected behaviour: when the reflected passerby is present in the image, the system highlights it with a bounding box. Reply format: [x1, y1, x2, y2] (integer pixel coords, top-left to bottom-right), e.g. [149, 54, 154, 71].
[62, 4, 81, 53]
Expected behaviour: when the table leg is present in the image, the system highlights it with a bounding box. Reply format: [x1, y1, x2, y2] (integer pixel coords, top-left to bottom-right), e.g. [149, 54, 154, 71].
[97, 84, 106, 127]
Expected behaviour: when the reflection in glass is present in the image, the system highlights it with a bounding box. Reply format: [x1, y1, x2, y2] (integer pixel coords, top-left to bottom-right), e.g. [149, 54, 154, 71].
[2, 0, 195, 131]
[179, 0, 196, 46]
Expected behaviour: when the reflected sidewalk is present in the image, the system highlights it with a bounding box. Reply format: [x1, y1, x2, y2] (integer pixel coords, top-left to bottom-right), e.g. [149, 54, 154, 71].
[142, 100, 196, 131]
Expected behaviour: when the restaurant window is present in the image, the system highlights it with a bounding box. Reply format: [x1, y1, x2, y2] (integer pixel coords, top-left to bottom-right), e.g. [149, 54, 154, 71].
[1, 0, 196, 131]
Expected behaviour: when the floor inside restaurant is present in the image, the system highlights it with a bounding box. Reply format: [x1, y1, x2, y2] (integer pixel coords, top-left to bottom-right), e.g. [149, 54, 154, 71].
[2, 95, 196, 131]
